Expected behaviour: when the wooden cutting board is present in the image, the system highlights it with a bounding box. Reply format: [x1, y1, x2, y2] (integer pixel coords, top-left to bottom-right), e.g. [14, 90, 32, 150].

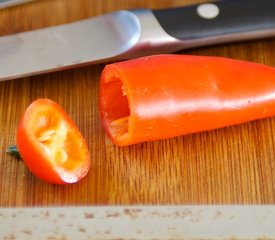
[1, 0, 275, 207]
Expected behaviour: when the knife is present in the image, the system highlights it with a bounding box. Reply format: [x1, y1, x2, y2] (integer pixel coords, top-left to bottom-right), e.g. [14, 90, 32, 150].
[1, 0, 275, 81]
[0, 0, 33, 9]
[1, 205, 275, 239]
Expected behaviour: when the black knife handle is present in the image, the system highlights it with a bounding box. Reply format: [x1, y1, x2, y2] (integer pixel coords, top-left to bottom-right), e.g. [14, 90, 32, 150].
[153, 0, 275, 42]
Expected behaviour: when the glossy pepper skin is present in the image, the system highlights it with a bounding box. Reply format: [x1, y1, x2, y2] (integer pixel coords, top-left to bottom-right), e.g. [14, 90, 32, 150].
[17, 99, 91, 184]
[99, 54, 275, 146]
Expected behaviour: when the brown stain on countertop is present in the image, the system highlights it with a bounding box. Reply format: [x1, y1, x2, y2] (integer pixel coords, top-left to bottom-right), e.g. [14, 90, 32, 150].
[1, 0, 275, 208]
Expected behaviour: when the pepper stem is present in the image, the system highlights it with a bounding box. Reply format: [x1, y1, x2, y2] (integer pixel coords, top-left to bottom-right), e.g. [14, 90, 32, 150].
[6, 145, 21, 160]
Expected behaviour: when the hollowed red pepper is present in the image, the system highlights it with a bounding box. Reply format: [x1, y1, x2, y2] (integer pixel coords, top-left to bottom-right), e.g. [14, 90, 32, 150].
[99, 54, 275, 146]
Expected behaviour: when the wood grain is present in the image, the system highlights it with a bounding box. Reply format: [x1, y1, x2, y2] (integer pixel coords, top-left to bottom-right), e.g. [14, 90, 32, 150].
[1, 0, 275, 207]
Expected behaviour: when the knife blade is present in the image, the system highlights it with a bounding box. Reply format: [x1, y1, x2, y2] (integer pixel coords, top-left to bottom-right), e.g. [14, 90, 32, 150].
[1, 0, 275, 81]
[1, 205, 275, 239]
[0, 0, 33, 9]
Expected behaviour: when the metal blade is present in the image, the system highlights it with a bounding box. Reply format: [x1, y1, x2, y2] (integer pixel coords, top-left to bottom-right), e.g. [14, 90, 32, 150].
[0, 0, 33, 8]
[0, 10, 140, 80]
[1, 205, 275, 239]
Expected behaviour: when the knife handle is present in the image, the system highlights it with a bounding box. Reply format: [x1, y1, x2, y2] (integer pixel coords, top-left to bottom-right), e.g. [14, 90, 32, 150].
[153, 0, 275, 46]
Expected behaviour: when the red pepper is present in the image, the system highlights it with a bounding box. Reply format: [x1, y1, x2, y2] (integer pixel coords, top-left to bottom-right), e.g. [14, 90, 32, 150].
[99, 54, 275, 146]
[16, 99, 91, 184]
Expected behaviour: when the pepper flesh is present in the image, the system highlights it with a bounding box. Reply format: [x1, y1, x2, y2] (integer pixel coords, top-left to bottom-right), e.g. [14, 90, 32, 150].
[17, 99, 91, 184]
[99, 54, 275, 146]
